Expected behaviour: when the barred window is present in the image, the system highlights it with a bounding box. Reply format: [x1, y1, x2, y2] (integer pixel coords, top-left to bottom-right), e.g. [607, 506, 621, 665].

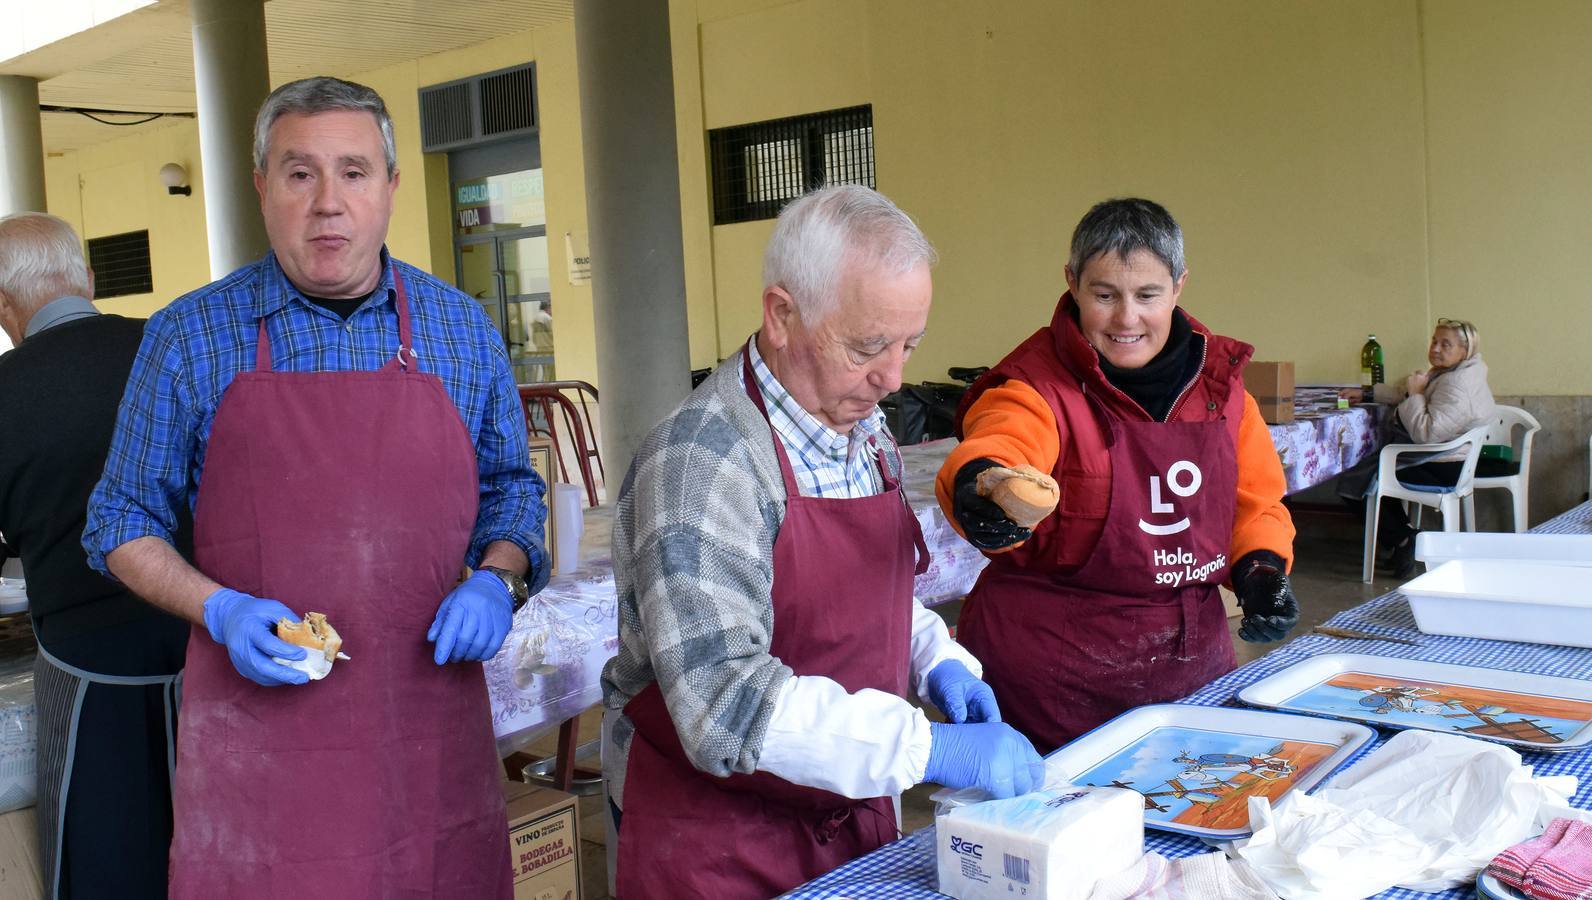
[85, 230, 153, 298]
[709, 105, 874, 225]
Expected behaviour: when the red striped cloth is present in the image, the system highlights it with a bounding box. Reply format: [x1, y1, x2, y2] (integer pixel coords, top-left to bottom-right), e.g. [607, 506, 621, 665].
[1486, 818, 1592, 900]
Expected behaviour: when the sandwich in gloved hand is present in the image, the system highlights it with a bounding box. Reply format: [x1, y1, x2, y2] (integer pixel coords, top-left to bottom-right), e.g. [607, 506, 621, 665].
[974, 464, 1060, 529]
[273, 612, 351, 681]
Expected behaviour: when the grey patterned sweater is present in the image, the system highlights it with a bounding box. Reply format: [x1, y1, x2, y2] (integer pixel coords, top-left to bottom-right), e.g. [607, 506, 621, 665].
[599, 349, 904, 806]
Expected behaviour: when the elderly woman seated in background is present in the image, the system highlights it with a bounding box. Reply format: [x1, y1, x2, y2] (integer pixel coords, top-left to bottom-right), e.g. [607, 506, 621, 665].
[1342, 318, 1501, 577]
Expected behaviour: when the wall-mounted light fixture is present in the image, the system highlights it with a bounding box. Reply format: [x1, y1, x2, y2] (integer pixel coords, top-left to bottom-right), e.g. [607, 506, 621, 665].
[159, 163, 191, 196]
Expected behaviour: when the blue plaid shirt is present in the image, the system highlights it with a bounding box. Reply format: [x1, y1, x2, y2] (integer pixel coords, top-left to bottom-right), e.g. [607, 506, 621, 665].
[83, 249, 549, 592]
[744, 336, 888, 498]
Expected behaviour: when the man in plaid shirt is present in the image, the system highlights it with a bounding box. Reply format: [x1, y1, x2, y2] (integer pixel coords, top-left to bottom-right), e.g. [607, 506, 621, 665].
[601, 185, 1044, 899]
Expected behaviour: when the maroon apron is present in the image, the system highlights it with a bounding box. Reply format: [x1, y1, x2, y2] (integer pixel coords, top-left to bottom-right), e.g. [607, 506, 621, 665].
[169, 270, 512, 899]
[959, 397, 1239, 754]
[613, 352, 929, 900]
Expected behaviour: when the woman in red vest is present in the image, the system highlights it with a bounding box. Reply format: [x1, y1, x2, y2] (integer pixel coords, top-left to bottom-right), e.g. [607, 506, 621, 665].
[934, 198, 1300, 753]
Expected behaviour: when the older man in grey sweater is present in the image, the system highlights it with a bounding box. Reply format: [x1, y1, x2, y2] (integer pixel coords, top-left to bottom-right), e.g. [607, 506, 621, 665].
[600, 185, 1043, 899]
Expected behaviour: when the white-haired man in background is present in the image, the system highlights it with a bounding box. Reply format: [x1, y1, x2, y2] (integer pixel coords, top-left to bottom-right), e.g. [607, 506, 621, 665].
[0, 212, 190, 900]
[600, 184, 1044, 899]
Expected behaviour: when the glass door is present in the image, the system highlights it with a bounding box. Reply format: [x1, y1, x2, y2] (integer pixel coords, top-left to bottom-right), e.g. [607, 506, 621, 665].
[453, 169, 554, 383]
[500, 233, 553, 383]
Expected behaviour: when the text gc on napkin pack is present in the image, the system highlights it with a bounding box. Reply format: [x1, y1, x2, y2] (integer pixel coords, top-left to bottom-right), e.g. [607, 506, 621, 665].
[936, 785, 1143, 900]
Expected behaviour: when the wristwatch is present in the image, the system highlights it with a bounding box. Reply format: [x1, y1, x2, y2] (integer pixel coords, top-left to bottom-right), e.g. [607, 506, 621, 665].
[480, 565, 531, 613]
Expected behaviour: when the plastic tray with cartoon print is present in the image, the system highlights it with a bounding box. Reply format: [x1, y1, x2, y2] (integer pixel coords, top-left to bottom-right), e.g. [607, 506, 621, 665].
[1237, 654, 1592, 752]
[1041, 704, 1375, 839]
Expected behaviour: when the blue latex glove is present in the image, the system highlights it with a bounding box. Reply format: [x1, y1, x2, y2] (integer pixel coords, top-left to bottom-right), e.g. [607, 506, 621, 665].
[924, 659, 1001, 724]
[427, 570, 514, 665]
[202, 588, 309, 687]
[924, 722, 1046, 799]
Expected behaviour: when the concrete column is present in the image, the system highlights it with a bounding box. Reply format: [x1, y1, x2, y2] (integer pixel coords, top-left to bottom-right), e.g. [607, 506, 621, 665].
[0, 76, 47, 214]
[573, 0, 693, 483]
[191, 0, 271, 278]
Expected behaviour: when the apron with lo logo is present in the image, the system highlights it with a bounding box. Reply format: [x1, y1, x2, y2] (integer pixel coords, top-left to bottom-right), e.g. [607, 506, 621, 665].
[958, 391, 1239, 753]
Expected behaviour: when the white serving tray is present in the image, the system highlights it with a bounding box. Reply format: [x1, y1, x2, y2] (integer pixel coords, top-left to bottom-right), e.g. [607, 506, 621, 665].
[1043, 704, 1374, 840]
[1477, 870, 1527, 899]
[1238, 653, 1592, 752]
[1416, 532, 1592, 568]
[1401, 559, 1592, 648]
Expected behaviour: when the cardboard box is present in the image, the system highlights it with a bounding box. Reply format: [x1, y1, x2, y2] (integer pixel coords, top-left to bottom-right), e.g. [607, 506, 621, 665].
[0, 806, 44, 900]
[503, 779, 582, 900]
[527, 437, 557, 489]
[1243, 361, 1295, 425]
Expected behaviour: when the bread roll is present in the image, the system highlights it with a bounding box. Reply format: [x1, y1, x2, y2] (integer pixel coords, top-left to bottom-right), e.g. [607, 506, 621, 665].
[275, 612, 343, 663]
[974, 464, 1060, 528]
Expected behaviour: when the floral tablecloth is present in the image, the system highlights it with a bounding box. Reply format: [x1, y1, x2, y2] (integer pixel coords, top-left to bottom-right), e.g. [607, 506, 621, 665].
[484, 393, 1392, 752]
[1270, 387, 1389, 495]
[485, 444, 987, 752]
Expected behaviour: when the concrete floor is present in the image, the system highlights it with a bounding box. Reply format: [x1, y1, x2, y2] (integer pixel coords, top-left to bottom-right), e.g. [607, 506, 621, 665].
[532, 503, 1400, 898]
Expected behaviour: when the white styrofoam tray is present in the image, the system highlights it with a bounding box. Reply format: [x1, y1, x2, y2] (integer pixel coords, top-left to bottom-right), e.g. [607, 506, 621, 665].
[1237, 653, 1592, 752]
[1042, 704, 1374, 840]
[1415, 532, 1592, 568]
[1477, 870, 1527, 899]
[1401, 559, 1592, 648]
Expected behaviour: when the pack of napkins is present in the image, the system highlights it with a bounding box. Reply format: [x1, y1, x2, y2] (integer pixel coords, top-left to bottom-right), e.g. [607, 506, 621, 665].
[936, 785, 1143, 900]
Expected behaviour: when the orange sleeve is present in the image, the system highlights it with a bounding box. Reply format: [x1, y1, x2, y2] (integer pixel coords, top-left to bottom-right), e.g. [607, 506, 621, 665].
[934, 380, 1062, 542]
[1229, 391, 1296, 572]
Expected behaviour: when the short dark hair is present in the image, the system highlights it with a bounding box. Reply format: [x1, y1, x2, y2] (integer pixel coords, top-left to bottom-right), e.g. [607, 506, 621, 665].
[1068, 198, 1185, 281]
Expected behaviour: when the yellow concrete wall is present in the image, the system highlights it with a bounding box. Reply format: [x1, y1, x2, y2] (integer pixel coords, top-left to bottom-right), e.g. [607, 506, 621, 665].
[699, 0, 873, 353]
[1420, 0, 1592, 396]
[347, 58, 438, 274]
[696, 0, 1434, 389]
[43, 118, 211, 319]
[670, 0, 722, 370]
[42, 0, 1592, 398]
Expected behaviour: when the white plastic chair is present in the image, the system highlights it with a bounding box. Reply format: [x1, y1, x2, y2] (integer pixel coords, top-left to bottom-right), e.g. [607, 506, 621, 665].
[1464, 405, 1540, 533]
[1363, 425, 1488, 583]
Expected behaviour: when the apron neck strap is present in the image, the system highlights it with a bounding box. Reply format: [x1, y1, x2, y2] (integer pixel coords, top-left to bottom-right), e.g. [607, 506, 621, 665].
[391, 266, 415, 370]
[741, 349, 803, 496]
[255, 263, 413, 373]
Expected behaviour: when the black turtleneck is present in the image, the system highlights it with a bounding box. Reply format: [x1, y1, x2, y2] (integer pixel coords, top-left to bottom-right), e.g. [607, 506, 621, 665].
[1088, 309, 1201, 422]
[303, 286, 378, 321]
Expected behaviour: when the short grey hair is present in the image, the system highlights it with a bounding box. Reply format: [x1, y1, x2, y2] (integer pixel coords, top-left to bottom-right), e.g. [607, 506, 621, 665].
[1068, 197, 1185, 282]
[0, 212, 92, 310]
[253, 76, 397, 177]
[762, 184, 937, 325]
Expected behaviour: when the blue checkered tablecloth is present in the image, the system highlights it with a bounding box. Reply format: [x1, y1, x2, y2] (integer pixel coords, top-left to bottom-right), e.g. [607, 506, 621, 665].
[1531, 499, 1592, 535]
[785, 506, 1592, 899]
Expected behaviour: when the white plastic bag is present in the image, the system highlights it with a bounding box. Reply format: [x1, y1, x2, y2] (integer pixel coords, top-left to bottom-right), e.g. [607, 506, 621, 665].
[1088, 851, 1279, 900]
[1230, 729, 1577, 897]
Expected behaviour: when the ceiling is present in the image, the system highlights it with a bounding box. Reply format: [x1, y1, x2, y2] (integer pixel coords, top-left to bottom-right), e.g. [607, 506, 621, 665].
[1, 0, 574, 153]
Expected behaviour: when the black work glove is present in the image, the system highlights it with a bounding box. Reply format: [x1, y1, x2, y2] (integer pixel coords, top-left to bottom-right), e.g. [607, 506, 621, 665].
[1232, 550, 1300, 643]
[952, 458, 1033, 551]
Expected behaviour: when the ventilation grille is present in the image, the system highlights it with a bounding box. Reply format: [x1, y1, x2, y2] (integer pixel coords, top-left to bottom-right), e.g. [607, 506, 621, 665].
[480, 66, 536, 137]
[709, 105, 874, 225]
[420, 82, 474, 150]
[419, 63, 536, 152]
[86, 230, 153, 298]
